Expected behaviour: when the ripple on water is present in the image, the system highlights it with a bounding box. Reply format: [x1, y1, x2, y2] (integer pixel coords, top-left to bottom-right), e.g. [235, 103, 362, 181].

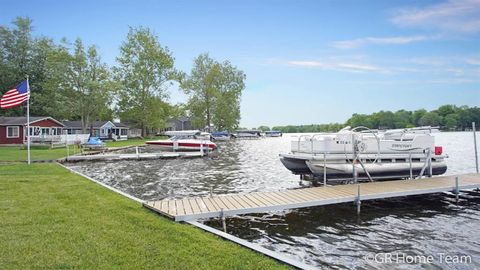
[67, 132, 480, 269]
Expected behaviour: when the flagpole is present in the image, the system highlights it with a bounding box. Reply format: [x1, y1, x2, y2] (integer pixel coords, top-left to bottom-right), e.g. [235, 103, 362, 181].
[26, 76, 31, 165]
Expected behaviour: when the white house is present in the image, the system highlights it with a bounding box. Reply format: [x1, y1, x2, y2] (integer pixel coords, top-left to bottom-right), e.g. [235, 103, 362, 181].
[62, 120, 130, 140]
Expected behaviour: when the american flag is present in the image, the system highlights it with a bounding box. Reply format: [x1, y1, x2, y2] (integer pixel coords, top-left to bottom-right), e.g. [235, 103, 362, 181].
[0, 80, 30, 109]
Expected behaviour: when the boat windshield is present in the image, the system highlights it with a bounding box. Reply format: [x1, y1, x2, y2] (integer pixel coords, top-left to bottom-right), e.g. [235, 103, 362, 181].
[170, 135, 194, 140]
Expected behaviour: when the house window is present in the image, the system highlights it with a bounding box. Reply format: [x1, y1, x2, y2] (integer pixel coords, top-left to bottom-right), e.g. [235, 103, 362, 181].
[121, 129, 128, 136]
[28, 127, 41, 137]
[6, 126, 20, 138]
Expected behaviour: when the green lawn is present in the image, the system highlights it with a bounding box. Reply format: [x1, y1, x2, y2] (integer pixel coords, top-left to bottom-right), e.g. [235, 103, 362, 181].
[105, 138, 152, 148]
[0, 145, 79, 162]
[0, 163, 287, 269]
[0, 138, 158, 162]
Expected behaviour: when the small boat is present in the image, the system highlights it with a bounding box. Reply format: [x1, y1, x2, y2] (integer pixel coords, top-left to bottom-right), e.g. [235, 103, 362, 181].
[146, 130, 217, 151]
[265, 130, 283, 137]
[211, 131, 231, 141]
[235, 130, 261, 139]
[279, 126, 447, 182]
[163, 130, 211, 140]
[83, 137, 106, 149]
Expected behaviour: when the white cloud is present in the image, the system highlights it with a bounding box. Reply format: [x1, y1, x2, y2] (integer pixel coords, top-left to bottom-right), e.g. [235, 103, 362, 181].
[391, 0, 480, 33]
[332, 35, 430, 49]
[287, 60, 388, 73]
[466, 58, 480, 65]
[287, 61, 325, 67]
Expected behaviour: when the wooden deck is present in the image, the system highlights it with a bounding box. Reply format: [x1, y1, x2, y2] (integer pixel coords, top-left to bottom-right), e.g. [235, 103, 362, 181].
[144, 173, 480, 221]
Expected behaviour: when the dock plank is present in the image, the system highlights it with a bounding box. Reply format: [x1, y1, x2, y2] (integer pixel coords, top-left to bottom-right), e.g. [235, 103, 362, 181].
[144, 173, 480, 221]
[195, 197, 209, 213]
[224, 195, 245, 209]
[244, 194, 270, 207]
[175, 199, 185, 216]
[212, 196, 233, 210]
[188, 198, 202, 214]
[235, 195, 256, 208]
[182, 198, 193, 215]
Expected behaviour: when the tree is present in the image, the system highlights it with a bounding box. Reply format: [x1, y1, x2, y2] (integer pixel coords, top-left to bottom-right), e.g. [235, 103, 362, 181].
[44, 38, 112, 132]
[114, 27, 179, 136]
[346, 113, 374, 128]
[372, 110, 395, 129]
[181, 53, 245, 131]
[0, 17, 56, 117]
[257, 126, 270, 132]
[419, 112, 442, 126]
[443, 114, 459, 130]
[412, 109, 427, 126]
[437, 105, 457, 117]
[393, 110, 412, 128]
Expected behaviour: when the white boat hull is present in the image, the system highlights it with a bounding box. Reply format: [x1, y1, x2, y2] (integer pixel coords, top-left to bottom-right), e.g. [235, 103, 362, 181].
[306, 160, 447, 180]
[146, 139, 217, 152]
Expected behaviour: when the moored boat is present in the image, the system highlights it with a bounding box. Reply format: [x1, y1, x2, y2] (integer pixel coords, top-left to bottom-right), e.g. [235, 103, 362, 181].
[211, 131, 231, 141]
[265, 130, 283, 137]
[146, 130, 216, 151]
[279, 126, 447, 182]
[235, 130, 261, 139]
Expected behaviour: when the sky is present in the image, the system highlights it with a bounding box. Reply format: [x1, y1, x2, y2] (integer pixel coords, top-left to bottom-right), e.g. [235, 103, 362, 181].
[1, 0, 479, 128]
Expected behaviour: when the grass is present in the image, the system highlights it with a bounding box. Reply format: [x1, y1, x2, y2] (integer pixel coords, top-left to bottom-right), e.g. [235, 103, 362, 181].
[105, 138, 152, 148]
[0, 138, 160, 162]
[0, 163, 288, 269]
[0, 145, 76, 162]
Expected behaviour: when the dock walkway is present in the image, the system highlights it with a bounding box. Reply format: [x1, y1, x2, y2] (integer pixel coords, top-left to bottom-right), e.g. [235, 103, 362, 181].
[144, 173, 480, 221]
[63, 151, 204, 162]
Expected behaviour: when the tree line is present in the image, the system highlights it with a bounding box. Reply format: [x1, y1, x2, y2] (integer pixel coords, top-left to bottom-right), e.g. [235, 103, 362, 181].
[259, 105, 480, 133]
[0, 17, 245, 136]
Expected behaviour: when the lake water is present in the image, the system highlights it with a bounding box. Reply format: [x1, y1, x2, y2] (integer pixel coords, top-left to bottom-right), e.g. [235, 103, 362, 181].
[66, 132, 480, 269]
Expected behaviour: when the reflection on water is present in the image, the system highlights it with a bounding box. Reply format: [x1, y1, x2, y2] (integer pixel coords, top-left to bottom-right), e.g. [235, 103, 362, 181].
[68, 137, 302, 200]
[67, 132, 480, 269]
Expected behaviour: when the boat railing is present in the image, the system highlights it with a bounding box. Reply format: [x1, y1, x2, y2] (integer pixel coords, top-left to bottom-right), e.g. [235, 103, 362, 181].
[310, 133, 332, 153]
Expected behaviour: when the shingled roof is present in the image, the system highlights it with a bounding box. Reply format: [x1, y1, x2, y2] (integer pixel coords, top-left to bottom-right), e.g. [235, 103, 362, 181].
[0, 116, 64, 126]
[62, 120, 129, 129]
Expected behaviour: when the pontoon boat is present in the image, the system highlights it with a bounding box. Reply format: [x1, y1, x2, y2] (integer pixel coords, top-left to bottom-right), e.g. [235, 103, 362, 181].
[279, 126, 447, 182]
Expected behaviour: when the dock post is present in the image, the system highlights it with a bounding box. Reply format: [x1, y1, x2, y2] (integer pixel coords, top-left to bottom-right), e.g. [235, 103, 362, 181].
[409, 153, 413, 180]
[220, 208, 227, 233]
[323, 152, 327, 186]
[473, 122, 479, 173]
[136, 146, 139, 159]
[428, 149, 433, 177]
[356, 185, 361, 215]
[455, 176, 459, 203]
[352, 133, 357, 183]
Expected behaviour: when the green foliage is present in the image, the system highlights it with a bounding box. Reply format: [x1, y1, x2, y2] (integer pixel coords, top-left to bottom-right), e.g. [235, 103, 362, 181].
[412, 109, 427, 126]
[44, 38, 113, 130]
[257, 126, 270, 132]
[272, 123, 344, 133]
[114, 27, 179, 136]
[0, 17, 56, 117]
[181, 53, 245, 131]
[419, 111, 442, 126]
[344, 106, 479, 131]
[271, 105, 480, 133]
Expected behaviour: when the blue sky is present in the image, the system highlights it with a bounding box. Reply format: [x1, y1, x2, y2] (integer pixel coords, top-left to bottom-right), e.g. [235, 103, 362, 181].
[1, 0, 479, 127]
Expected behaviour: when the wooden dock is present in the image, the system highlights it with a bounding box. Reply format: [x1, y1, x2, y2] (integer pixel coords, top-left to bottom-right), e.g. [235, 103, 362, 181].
[144, 173, 480, 221]
[63, 151, 204, 162]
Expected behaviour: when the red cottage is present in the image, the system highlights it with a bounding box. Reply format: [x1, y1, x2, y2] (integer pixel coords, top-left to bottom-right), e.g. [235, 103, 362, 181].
[0, 116, 65, 145]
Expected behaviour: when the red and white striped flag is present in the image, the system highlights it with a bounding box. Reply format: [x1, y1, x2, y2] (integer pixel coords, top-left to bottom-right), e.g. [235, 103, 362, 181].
[0, 80, 30, 109]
